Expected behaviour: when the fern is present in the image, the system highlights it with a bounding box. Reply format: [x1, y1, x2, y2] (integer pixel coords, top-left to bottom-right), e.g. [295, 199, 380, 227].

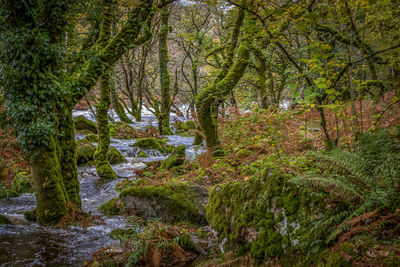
[290, 130, 400, 244]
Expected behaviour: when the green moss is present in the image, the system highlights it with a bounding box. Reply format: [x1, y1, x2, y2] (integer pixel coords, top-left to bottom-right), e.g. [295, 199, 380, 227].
[212, 149, 225, 158]
[108, 147, 126, 164]
[236, 148, 252, 158]
[162, 145, 186, 169]
[133, 137, 165, 150]
[137, 150, 148, 157]
[120, 184, 208, 225]
[115, 179, 137, 192]
[109, 228, 127, 239]
[133, 137, 173, 153]
[206, 160, 329, 264]
[11, 172, 33, 194]
[73, 116, 97, 133]
[109, 122, 137, 139]
[183, 120, 196, 130]
[83, 134, 99, 142]
[24, 210, 37, 222]
[142, 171, 154, 178]
[76, 141, 125, 167]
[76, 140, 96, 165]
[173, 120, 196, 133]
[0, 214, 11, 225]
[98, 198, 125, 215]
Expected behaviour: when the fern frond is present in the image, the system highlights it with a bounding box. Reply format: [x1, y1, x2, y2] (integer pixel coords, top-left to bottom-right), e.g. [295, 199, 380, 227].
[290, 175, 363, 202]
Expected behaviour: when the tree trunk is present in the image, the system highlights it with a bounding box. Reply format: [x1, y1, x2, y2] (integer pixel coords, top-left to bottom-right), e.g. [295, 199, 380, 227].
[94, 0, 117, 180]
[196, 3, 254, 148]
[158, 1, 172, 135]
[31, 135, 68, 225]
[58, 108, 81, 207]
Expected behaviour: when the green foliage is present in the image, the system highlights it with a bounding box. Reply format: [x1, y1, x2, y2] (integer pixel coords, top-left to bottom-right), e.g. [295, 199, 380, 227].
[162, 145, 186, 169]
[120, 184, 208, 225]
[98, 198, 125, 216]
[83, 134, 99, 143]
[290, 130, 400, 243]
[107, 147, 126, 165]
[0, 172, 33, 199]
[133, 137, 173, 154]
[74, 116, 97, 133]
[24, 210, 37, 222]
[206, 159, 328, 264]
[0, 214, 12, 225]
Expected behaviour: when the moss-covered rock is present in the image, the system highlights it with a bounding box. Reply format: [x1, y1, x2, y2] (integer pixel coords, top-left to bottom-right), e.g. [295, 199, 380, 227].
[137, 150, 148, 157]
[24, 209, 37, 222]
[206, 159, 331, 264]
[108, 147, 126, 164]
[161, 145, 186, 169]
[173, 120, 197, 133]
[77, 140, 97, 165]
[0, 214, 12, 225]
[133, 137, 173, 154]
[133, 137, 164, 150]
[183, 120, 196, 130]
[110, 122, 137, 139]
[98, 198, 125, 215]
[77, 140, 126, 166]
[73, 115, 97, 133]
[83, 134, 99, 142]
[120, 184, 208, 225]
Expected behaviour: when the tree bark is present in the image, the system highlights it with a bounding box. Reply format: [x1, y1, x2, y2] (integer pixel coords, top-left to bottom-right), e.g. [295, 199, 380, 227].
[158, 0, 172, 135]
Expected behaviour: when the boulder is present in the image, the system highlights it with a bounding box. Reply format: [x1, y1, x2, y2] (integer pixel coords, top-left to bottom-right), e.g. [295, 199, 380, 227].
[73, 115, 97, 133]
[162, 145, 185, 169]
[76, 140, 126, 165]
[98, 198, 125, 215]
[108, 147, 126, 164]
[76, 140, 96, 165]
[0, 214, 11, 225]
[206, 160, 330, 264]
[133, 137, 173, 154]
[120, 184, 208, 225]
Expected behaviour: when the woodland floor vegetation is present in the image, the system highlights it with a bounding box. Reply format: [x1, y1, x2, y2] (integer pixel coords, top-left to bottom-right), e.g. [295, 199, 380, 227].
[1, 0, 400, 266]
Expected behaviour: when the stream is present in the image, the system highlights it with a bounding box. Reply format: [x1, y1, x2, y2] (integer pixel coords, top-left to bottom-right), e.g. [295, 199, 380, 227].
[0, 109, 204, 266]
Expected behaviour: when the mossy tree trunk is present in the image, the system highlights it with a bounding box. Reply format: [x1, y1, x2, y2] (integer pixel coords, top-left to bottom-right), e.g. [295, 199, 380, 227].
[158, 1, 172, 135]
[94, 0, 117, 180]
[252, 45, 268, 109]
[1, 0, 159, 225]
[58, 107, 81, 207]
[111, 84, 134, 124]
[196, 3, 255, 148]
[31, 135, 68, 225]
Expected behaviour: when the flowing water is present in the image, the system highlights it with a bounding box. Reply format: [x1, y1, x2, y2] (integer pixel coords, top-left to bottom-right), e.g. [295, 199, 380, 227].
[0, 109, 204, 267]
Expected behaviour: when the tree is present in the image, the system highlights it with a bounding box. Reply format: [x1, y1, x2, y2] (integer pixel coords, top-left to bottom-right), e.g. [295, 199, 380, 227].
[196, 1, 256, 149]
[94, 0, 118, 180]
[157, 0, 173, 135]
[0, 0, 162, 225]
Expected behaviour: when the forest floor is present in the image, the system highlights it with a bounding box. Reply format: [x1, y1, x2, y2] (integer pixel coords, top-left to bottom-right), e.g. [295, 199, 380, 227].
[1, 104, 400, 266]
